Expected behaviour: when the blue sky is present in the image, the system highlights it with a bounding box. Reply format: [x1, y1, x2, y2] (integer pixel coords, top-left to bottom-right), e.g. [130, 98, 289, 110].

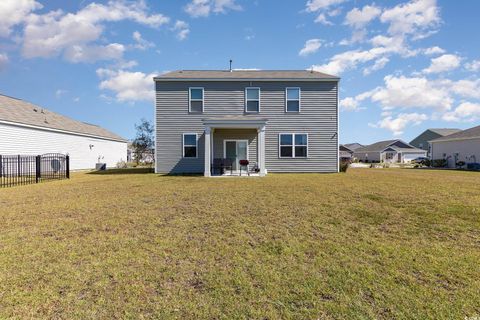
[0, 0, 479, 144]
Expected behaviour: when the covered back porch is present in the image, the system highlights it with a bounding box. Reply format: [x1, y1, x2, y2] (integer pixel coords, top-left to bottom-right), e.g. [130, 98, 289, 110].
[203, 117, 267, 177]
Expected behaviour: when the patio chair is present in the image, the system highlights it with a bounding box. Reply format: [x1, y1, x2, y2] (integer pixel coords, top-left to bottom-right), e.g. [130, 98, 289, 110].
[211, 158, 224, 175]
[223, 158, 233, 175]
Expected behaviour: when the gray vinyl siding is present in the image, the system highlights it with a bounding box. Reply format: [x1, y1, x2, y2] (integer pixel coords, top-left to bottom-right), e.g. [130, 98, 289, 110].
[155, 81, 338, 173]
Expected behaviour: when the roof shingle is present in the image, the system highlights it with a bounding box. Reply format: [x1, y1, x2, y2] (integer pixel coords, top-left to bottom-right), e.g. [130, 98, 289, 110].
[428, 128, 461, 136]
[0, 94, 126, 142]
[430, 125, 480, 142]
[155, 70, 339, 80]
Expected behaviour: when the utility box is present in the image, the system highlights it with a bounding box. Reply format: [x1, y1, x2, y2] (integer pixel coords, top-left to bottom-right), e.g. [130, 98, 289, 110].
[95, 163, 106, 171]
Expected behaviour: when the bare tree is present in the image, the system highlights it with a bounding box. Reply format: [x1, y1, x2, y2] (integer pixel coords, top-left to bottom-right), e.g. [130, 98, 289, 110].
[132, 119, 154, 166]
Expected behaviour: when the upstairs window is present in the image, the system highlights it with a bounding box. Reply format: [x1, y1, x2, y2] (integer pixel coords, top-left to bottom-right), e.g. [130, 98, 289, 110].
[245, 87, 260, 113]
[183, 133, 198, 158]
[286, 87, 300, 112]
[279, 133, 308, 158]
[189, 88, 204, 113]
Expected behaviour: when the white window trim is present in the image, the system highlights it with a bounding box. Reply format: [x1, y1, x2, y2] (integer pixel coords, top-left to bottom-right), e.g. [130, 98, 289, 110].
[189, 87, 204, 113]
[245, 87, 260, 113]
[182, 133, 198, 158]
[278, 133, 308, 158]
[285, 87, 301, 113]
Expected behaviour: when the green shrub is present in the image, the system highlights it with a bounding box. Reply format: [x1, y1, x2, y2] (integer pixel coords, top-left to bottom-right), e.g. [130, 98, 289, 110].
[432, 159, 447, 167]
[340, 161, 349, 172]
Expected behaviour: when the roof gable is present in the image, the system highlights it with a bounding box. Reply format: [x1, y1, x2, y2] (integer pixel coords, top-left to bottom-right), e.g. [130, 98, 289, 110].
[0, 94, 126, 142]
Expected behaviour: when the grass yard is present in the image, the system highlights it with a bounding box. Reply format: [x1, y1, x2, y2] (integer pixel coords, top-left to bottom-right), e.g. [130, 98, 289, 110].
[1, 169, 479, 319]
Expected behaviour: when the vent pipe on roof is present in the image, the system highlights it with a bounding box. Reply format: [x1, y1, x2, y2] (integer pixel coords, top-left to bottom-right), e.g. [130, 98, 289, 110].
[229, 59, 233, 72]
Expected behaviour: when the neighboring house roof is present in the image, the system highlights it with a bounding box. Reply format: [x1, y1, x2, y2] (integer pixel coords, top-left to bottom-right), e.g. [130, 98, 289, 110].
[154, 70, 339, 81]
[343, 142, 363, 151]
[0, 94, 126, 142]
[339, 145, 354, 153]
[428, 128, 461, 136]
[430, 125, 480, 142]
[355, 140, 399, 153]
[355, 139, 425, 153]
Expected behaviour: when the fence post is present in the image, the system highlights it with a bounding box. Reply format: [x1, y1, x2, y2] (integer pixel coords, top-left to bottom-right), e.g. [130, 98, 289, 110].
[17, 155, 21, 178]
[66, 155, 70, 179]
[35, 155, 41, 183]
[0, 155, 2, 178]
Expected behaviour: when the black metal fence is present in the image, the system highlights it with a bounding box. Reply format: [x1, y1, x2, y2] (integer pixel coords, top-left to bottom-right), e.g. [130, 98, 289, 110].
[0, 153, 69, 188]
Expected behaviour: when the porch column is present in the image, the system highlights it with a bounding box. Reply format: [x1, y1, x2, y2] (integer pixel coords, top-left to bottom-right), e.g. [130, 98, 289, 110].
[258, 125, 266, 176]
[204, 126, 211, 177]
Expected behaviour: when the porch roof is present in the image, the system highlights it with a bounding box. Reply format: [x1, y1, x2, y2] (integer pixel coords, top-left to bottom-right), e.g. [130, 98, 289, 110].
[203, 116, 268, 129]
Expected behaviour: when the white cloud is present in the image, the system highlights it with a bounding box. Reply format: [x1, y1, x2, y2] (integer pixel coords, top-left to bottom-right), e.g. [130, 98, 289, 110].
[311, 41, 402, 75]
[64, 43, 125, 63]
[465, 59, 480, 72]
[306, 0, 346, 12]
[97, 68, 156, 102]
[442, 102, 480, 122]
[373, 112, 428, 135]
[0, 0, 42, 37]
[342, 5, 380, 44]
[185, 0, 241, 18]
[132, 31, 155, 50]
[314, 13, 333, 25]
[344, 5, 381, 29]
[380, 0, 441, 37]
[424, 46, 445, 55]
[313, 33, 419, 76]
[368, 75, 453, 111]
[423, 54, 461, 74]
[363, 57, 389, 75]
[172, 20, 190, 41]
[306, 0, 346, 25]
[55, 89, 67, 99]
[342, 76, 480, 120]
[0, 53, 8, 70]
[299, 39, 322, 57]
[116, 60, 139, 69]
[340, 97, 361, 111]
[449, 79, 480, 99]
[22, 0, 169, 62]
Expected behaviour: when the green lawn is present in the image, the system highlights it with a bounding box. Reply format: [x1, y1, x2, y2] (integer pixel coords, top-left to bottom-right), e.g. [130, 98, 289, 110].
[1, 169, 479, 319]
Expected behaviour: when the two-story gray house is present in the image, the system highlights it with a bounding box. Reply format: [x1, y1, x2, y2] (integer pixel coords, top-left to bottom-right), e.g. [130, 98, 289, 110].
[154, 70, 339, 176]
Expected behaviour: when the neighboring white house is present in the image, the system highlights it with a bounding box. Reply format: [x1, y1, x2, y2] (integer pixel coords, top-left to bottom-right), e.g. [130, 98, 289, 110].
[354, 139, 427, 163]
[0, 94, 127, 170]
[429, 124, 480, 168]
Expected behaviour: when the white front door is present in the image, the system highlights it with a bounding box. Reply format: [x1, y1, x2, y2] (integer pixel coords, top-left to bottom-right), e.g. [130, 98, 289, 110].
[224, 140, 248, 171]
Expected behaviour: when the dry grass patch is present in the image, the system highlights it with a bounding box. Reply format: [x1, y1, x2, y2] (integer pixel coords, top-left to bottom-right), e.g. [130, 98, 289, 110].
[0, 169, 479, 319]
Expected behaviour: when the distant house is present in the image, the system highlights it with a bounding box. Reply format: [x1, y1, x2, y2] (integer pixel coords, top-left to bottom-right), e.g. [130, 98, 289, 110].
[410, 128, 460, 156]
[339, 145, 354, 160]
[354, 139, 427, 163]
[430, 125, 480, 168]
[0, 94, 127, 170]
[339, 143, 363, 160]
